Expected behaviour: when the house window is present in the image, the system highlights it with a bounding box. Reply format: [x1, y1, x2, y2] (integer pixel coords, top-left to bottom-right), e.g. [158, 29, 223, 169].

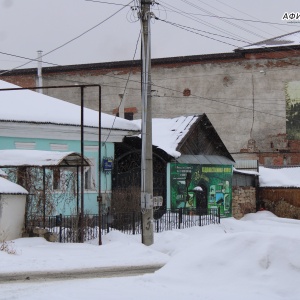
[85, 167, 92, 190]
[84, 158, 95, 190]
[53, 168, 61, 190]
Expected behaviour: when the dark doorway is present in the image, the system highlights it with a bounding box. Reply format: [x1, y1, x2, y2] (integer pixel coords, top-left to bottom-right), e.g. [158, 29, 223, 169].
[112, 142, 167, 212]
[195, 183, 208, 210]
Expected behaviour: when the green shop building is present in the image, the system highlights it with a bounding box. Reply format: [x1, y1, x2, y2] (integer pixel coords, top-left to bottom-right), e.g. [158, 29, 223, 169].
[161, 115, 235, 217]
[149, 114, 234, 218]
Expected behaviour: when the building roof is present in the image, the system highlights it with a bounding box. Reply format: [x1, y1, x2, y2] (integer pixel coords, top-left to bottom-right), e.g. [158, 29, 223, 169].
[133, 114, 234, 163]
[0, 168, 7, 177]
[237, 30, 300, 52]
[0, 177, 28, 195]
[133, 115, 199, 158]
[0, 150, 91, 167]
[177, 155, 234, 165]
[233, 168, 259, 176]
[0, 52, 243, 76]
[0, 31, 299, 80]
[0, 80, 140, 132]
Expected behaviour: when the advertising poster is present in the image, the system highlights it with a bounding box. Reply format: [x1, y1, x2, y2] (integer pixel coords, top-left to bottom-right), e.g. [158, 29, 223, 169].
[286, 81, 300, 140]
[170, 163, 233, 217]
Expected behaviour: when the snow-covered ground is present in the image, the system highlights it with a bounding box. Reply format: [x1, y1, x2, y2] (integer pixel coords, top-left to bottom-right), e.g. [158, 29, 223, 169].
[1, 211, 300, 300]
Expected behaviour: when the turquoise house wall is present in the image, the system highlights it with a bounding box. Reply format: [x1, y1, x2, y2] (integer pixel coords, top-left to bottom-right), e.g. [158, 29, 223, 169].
[0, 136, 114, 215]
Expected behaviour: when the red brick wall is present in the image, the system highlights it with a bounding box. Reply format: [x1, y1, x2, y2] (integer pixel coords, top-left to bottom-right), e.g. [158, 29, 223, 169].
[1, 75, 36, 88]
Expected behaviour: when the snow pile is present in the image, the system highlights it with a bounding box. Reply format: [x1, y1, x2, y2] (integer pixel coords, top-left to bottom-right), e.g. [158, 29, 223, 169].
[0, 177, 28, 194]
[259, 166, 300, 187]
[1, 212, 300, 299]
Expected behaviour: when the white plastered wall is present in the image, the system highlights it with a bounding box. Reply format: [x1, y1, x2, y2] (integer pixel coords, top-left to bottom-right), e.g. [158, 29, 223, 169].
[0, 194, 26, 241]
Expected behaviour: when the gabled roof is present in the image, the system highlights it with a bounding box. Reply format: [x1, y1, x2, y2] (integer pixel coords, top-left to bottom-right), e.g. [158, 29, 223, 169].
[177, 155, 234, 165]
[0, 150, 91, 167]
[133, 114, 234, 163]
[0, 177, 28, 195]
[133, 115, 198, 158]
[237, 30, 300, 52]
[0, 80, 140, 133]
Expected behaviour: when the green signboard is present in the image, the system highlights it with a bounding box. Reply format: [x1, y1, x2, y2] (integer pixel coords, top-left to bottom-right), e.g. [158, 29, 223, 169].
[170, 163, 232, 217]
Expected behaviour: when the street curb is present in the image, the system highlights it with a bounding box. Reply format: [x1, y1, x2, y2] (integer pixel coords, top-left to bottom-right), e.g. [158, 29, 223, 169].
[0, 264, 165, 283]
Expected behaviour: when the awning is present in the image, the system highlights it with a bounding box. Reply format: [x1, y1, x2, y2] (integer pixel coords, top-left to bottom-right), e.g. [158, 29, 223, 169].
[0, 149, 91, 167]
[176, 155, 234, 165]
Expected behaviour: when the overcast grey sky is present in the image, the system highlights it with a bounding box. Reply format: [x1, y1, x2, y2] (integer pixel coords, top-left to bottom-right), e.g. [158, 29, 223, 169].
[0, 0, 299, 71]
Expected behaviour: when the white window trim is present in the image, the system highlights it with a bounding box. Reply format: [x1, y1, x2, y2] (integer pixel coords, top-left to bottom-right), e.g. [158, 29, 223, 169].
[84, 158, 96, 191]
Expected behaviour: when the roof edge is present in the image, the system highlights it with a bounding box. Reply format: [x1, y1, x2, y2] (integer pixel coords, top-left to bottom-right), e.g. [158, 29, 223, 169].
[0, 52, 243, 76]
[0, 119, 140, 132]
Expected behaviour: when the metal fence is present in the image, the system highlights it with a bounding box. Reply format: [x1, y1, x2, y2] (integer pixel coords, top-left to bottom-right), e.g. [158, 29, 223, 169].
[25, 207, 220, 243]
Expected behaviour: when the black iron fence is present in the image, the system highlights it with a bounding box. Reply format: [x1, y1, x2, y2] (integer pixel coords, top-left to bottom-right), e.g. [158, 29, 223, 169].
[25, 207, 220, 243]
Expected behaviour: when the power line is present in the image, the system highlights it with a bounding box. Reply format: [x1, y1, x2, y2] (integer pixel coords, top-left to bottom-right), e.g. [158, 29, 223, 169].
[149, 81, 287, 120]
[215, 0, 287, 33]
[156, 18, 248, 44]
[85, 0, 132, 6]
[157, 19, 238, 47]
[180, 0, 267, 40]
[196, 0, 283, 38]
[0, 1, 133, 76]
[104, 29, 141, 143]
[158, 0, 254, 43]
[0, 51, 59, 68]
[156, 10, 300, 27]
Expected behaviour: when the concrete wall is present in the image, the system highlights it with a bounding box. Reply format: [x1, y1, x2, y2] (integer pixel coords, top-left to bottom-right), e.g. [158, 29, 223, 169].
[2, 49, 300, 164]
[0, 194, 26, 241]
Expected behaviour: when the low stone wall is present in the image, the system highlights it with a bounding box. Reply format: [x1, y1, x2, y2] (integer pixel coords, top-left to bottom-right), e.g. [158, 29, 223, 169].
[232, 187, 256, 219]
[22, 227, 58, 242]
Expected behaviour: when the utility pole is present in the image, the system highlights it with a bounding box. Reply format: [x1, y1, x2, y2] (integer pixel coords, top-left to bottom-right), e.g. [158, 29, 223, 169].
[140, 0, 154, 246]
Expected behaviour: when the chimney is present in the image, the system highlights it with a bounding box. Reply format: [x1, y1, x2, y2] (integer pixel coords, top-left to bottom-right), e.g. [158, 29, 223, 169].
[37, 50, 43, 93]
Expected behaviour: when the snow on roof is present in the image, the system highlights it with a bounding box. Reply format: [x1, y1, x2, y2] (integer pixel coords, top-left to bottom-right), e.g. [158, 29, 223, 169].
[0, 80, 140, 132]
[0, 177, 28, 194]
[233, 167, 259, 176]
[0, 168, 7, 177]
[0, 149, 90, 167]
[132, 116, 198, 158]
[238, 30, 300, 51]
[259, 166, 300, 187]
